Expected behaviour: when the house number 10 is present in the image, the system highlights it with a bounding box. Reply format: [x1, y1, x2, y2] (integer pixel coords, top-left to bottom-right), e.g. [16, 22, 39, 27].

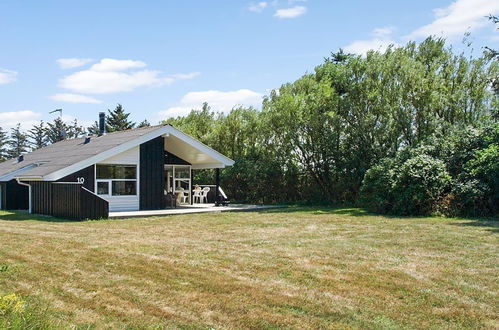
[77, 177, 85, 184]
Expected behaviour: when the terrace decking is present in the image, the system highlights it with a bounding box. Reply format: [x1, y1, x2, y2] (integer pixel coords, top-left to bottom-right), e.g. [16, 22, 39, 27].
[109, 204, 284, 218]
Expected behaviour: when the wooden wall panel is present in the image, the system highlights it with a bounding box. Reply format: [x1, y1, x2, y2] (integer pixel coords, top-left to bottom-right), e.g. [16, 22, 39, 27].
[140, 137, 165, 210]
[5, 180, 29, 210]
[58, 165, 95, 192]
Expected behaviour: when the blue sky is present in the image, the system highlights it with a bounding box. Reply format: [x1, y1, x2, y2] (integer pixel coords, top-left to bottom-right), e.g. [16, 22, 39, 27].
[0, 0, 498, 131]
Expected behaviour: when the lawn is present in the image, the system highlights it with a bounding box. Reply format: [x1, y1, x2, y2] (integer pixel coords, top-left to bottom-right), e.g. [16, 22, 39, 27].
[0, 207, 497, 329]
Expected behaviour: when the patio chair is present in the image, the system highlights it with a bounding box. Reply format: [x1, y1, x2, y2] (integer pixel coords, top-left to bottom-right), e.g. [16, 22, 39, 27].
[200, 187, 210, 203]
[193, 188, 202, 203]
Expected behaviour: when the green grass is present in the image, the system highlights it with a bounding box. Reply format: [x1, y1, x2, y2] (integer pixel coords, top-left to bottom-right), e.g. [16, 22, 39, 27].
[0, 207, 497, 329]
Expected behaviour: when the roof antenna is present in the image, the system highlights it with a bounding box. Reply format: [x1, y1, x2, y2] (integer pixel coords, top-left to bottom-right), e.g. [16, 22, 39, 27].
[49, 108, 63, 118]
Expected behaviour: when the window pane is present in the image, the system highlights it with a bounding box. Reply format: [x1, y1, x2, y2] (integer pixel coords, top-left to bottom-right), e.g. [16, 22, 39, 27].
[174, 167, 190, 178]
[112, 181, 137, 196]
[97, 181, 109, 195]
[97, 165, 113, 179]
[97, 165, 136, 179]
[123, 166, 136, 179]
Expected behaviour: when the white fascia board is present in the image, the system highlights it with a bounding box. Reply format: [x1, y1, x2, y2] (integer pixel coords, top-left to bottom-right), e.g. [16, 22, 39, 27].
[44, 126, 170, 181]
[164, 125, 235, 166]
[191, 163, 226, 170]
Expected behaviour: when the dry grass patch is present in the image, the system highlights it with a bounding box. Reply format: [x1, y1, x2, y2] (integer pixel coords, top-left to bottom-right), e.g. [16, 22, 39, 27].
[0, 207, 497, 329]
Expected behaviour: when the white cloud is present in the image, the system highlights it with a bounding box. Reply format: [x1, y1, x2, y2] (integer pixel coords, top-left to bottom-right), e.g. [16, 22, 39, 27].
[170, 72, 201, 80]
[157, 89, 263, 118]
[372, 26, 395, 38]
[89, 58, 146, 72]
[0, 110, 42, 131]
[274, 5, 307, 19]
[344, 26, 397, 55]
[248, 2, 268, 13]
[406, 0, 499, 40]
[0, 69, 17, 84]
[56, 58, 94, 69]
[49, 93, 103, 104]
[58, 58, 199, 94]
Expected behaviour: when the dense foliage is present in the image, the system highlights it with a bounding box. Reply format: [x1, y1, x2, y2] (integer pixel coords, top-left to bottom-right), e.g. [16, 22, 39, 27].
[166, 37, 498, 216]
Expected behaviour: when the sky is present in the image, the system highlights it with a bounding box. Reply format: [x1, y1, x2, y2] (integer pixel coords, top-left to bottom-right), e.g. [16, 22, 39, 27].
[0, 0, 498, 131]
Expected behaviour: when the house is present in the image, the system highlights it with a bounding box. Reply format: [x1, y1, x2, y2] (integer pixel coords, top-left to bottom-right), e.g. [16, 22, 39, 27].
[0, 113, 234, 220]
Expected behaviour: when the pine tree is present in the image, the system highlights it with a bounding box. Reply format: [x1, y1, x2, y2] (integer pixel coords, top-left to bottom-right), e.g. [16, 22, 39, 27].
[28, 120, 48, 150]
[0, 126, 8, 161]
[87, 121, 100, 135]
[46, 117, 68, 144]
[106, 104, 135, 132]
[7, 124, 29, 159]
[67, 119, 85, 139]
[138, 119, 151, 128]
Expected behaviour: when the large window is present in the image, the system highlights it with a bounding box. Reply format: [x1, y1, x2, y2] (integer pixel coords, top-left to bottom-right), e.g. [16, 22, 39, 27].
[96, 164, 137, 196]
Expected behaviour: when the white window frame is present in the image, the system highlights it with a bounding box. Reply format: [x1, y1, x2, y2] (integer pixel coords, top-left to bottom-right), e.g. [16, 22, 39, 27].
[95, 164, 138, 197]
[166, 164, 192, 204]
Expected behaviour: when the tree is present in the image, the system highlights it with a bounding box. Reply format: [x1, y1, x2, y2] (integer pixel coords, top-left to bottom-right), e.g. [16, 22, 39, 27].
[87, 121, 100, 135]
[138, 119, 151, 128]
[67, 119, 85, 139]
[0, 127, 8, 161]
[263, 37, 497, 203]
[7, 124, 29, 158]
[106, 104, 135, 132]
[28, 121, 48, 150]
[45, 118, 68, 144]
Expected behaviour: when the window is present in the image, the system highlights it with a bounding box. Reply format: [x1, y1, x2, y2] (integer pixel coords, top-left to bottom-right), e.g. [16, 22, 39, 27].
[97, 165, 136, 179]
[96, 165, 137, 196]
[112, 181, 137, 196]
[97, 181, 109, 195]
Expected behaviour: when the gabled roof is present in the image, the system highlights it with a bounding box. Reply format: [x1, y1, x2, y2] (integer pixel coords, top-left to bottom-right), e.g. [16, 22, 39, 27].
[0, 124, 234, 181]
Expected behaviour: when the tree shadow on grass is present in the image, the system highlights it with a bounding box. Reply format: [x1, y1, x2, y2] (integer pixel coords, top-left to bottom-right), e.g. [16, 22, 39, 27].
[255, 205, 378, 217]
[450, 218, 499, 233]
[0, 210, 74, 223]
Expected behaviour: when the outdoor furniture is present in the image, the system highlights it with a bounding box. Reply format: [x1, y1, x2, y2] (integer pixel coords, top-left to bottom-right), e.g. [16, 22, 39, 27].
[200, 187, 210, 203]
[193, 188, 202, 203]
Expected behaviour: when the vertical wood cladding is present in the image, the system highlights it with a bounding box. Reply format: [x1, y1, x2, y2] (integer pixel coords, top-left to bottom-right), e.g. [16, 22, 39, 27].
[165, 151, 191, 165]
[58, 165, 95, 192]
[0, 182, 6, 210]
[31, 182, 52, 215]
[140, 137, 165, 210]
[5, 180, 29, 210]
[30, 182, 108, 220]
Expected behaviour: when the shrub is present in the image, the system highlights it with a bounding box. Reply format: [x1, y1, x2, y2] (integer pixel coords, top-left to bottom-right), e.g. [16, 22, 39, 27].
[392, 154, 451, 215]
[360, 158, 396, 213]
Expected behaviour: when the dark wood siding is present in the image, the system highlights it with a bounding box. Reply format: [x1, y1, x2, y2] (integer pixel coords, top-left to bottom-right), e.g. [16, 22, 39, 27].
[30, 182, 108, 220]
[0, 182, 5, 210]
[58, 165, 95, 192]
[140, 137, 165, 210]
[31, 181, 52, 215]
[5, 180, 29, 210]
[165, 151, 191, 165]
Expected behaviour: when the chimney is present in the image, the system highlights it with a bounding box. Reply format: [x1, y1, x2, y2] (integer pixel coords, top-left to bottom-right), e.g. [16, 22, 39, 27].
[18, 155, 24, 162]
[84, 136, 91, 144]
[98, 112, 106, 136]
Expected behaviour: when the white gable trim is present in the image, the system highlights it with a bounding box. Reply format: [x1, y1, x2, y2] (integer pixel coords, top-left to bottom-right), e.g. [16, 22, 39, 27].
[42, 125, 234, 181]
[166, 125, 235, 167]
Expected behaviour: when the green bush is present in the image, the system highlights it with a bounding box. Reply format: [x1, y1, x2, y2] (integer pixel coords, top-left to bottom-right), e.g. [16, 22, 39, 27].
[361, 123, 499, 217]
[392, 154, 451, 215]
